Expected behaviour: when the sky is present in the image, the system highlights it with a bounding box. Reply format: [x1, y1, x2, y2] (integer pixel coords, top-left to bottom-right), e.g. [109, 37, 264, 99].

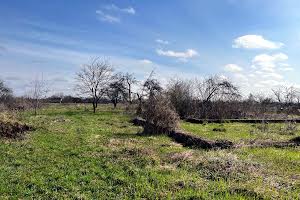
[1, 0, 300, 96]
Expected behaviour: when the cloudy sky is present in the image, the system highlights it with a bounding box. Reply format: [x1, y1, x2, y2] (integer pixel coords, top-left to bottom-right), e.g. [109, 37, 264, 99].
[1, 0, 300, 96]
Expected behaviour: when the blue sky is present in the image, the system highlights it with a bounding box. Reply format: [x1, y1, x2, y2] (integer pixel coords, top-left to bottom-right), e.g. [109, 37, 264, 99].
[1, 0, 300, 95]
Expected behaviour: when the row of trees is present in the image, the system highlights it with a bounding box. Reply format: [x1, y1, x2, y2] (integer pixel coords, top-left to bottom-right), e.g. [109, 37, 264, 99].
[76, 58, 161, 113]
[75, 58, 300, 119]
[1, 57, 300, 119]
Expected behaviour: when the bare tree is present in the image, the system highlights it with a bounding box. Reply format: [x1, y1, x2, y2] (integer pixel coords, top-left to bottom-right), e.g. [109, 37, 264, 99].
[0, 79, 13, 102]
[123, 73, 137, 104]
[135, 71, 162, 115]
[76, 58, 114, 113]
[166, 78, 195, 118]
[106, 74, 126, 108]
[272, 88, 283, 103]
[197, 76, 240, 103]
[29, 75, 48, 115]
[284, 86, 297, 105]
[296, 90, 300, 105]
[196, 75, 240, 118]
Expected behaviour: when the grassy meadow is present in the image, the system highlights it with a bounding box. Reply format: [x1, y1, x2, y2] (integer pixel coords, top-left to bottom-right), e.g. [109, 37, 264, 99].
[0, 104, 299, 199]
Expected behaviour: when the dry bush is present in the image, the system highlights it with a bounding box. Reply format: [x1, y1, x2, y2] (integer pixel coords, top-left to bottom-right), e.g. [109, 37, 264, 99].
[142, 94, 179, 135]
[0, 112, 32, 139]
[0, 121, 32, 139]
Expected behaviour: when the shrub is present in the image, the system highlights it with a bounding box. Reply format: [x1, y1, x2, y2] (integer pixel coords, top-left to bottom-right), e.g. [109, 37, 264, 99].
[0, 113, 32, 139]
[142, 94, 179, 134]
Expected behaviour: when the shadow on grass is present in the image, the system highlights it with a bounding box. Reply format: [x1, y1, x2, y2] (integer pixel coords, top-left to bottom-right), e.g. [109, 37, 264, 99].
[113, 133, 140, 139]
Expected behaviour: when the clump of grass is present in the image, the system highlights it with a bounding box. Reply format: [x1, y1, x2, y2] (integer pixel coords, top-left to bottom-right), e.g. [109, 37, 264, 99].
[212, 125, 226, 132]
[254, 122, 270, 132]
[279, 121, 298, 135]
[195, 152, 261, 181]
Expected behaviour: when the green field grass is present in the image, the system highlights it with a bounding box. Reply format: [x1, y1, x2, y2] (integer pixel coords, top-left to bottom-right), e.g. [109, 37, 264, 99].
[0, 104, 299, 199]
[180, 121, 300, 143]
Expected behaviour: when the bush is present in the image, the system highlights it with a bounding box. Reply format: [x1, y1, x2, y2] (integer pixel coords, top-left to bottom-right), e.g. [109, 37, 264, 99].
[0, 112, 32, 139]
[142, 94, 179, 134]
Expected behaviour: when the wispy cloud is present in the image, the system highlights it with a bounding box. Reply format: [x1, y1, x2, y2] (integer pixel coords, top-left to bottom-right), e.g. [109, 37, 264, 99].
[233, 35, 284, 49]
[96, 4, 135, 24]
[156, 39, 169, 45]
[224, 64, 243, 73]
[224, 52, 295, 93]
[156, 49, 198, 61]
[104, 4, 135, 15]
[96, 10, 120, 23]
[140, 59, 153, 64]
[252, 53, 288, 72]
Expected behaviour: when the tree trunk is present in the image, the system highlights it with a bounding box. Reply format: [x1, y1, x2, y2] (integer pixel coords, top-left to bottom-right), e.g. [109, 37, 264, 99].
[128, 86, 132, 104]
[34, 99, 38, 116]
[92, 101, 96, 113]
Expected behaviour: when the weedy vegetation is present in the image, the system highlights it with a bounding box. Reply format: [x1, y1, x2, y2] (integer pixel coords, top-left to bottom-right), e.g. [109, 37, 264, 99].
[0, 104, 299, 199]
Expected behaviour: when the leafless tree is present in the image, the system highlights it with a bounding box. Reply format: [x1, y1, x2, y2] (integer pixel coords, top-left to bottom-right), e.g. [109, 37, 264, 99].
[166, 78, 195, 118]
[135, 71, 162, 114]
[106, 74, 126, 108]
[29, 75, 48, 115]
[296, 90, 300, 105]
[197, 75, 240, 103]
[272, 88, 283, 103]
[0, 79, 13, 103]
[76, 58, 114, 113]
[110, 72, 137, 104]
[196, 75, 240, 118]
[284, 86, 297, 105]
[123, 73, 137, 104]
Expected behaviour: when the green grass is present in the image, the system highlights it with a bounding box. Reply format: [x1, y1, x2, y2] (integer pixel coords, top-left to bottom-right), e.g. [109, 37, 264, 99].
[180, 121, 300, 143]
[0, 104, 299, 199]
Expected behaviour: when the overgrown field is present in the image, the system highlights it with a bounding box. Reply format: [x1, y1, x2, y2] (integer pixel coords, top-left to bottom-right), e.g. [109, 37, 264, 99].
[0, 104, 299, 199]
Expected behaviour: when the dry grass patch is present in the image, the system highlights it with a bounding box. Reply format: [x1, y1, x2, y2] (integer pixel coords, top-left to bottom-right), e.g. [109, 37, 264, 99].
[0, 112, 32, 139]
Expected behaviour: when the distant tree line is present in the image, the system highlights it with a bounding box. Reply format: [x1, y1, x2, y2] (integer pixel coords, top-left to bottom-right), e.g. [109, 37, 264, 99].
[1, 57, 300, 119]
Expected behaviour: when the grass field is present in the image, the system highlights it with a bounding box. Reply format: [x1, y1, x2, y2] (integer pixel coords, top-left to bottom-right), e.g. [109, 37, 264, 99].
[180, 121, 300, 143]
[0, 104, 299, 199]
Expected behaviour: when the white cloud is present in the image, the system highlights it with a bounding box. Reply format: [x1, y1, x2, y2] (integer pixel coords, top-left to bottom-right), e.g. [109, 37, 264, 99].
[95, 4, 135, 23]
[224, 51, 296, 94]
[233, 35, 284, 49]
[252, 53, 288, 72]
[156, 49, 198, 60]
[279, 67, 294, 71]
[156, 39, 169, 45]
[224, 64, 243, 73]
[104, 4, 135, 15]
[140, 59, 153, 64]
[96, 10, 120, 23]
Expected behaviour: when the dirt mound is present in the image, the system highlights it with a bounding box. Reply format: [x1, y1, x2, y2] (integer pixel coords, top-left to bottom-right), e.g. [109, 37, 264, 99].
[132, 117, 234, 149]
[290, 136, 300, 143]
[0, 121, 32, 139]
[169, 130, 233, 149]
[248, 137, 300, 148]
